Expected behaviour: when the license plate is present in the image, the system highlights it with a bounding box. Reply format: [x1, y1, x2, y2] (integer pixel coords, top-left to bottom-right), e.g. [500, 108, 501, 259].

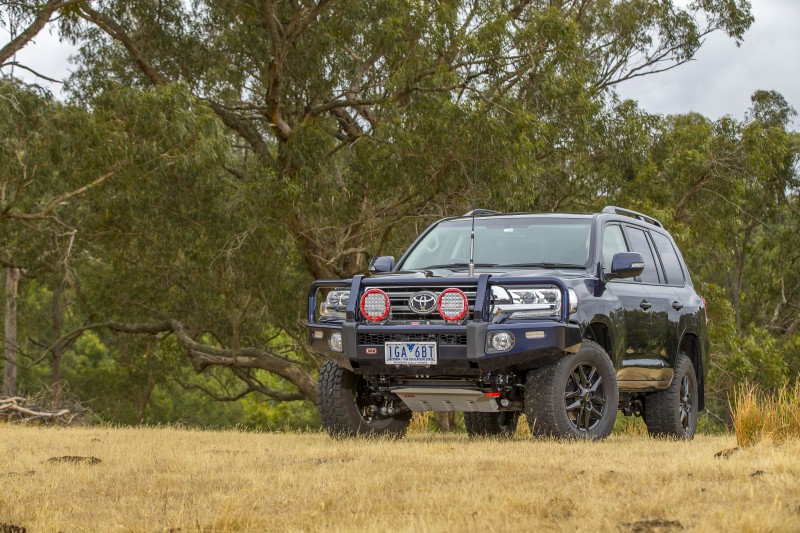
[385, 342, 437, 365]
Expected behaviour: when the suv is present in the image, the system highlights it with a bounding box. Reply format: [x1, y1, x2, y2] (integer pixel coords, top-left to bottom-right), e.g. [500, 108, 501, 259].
[307, 207, 708, 439]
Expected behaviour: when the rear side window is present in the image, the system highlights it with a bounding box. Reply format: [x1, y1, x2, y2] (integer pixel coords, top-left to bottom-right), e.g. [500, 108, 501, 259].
[651, 232, 685, 285]
[602, 224, 629, 273]
[624, 226, 661, 284]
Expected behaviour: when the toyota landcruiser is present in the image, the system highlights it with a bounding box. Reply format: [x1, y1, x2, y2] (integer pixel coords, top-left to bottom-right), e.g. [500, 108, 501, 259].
[307, 206, 708, 439]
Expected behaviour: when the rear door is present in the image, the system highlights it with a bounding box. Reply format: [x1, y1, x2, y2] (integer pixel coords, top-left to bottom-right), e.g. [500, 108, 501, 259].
[621, 225, 669, 364]
[650, 230, 691, 364]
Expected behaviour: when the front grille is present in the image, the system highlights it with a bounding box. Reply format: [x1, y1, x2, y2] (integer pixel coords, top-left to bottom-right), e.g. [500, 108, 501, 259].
[358, 333, 468, 345]
[365, 286, 476, 322]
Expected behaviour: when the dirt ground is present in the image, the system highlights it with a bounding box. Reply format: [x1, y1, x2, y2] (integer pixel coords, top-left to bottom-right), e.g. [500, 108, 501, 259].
[1, 425, 799, 532]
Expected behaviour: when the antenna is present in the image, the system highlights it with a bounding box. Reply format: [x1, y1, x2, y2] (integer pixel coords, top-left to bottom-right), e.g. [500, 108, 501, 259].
[468, 142, 478, 277]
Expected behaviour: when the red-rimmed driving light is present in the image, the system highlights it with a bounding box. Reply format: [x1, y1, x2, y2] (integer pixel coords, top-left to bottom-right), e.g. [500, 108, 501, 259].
[360, 289, 390, 322]
[438, 288, 468, 322]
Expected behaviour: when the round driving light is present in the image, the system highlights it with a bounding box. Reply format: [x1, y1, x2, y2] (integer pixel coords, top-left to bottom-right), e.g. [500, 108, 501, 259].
[489, 331, 515, 352]
[328, 331, 343, 352]
[438, 288, 468, 322]
[360, 289, 390, 322]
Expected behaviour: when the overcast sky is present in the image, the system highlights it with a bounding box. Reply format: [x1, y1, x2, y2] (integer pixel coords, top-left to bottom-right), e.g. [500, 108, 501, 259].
[3, 1, 799, 126]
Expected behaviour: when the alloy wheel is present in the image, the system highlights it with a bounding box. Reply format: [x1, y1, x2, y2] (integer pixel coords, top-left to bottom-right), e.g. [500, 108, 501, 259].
[564, 363, 606, 431]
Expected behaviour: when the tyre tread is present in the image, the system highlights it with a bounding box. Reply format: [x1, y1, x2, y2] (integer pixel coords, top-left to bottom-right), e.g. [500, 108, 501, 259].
[464, 412, 518, 437]
[644, 353, 697, 439]
[316, 360, 410, 437]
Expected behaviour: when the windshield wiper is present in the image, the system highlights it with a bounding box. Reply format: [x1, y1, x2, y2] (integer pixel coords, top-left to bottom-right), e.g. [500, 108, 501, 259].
[414, 262, 498, 270]
[499, 262, 585, 269]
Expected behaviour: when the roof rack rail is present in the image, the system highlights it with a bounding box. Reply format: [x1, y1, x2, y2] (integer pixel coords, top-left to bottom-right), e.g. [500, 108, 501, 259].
[463, 209, 501, 217]
[602, 206, 663, 228]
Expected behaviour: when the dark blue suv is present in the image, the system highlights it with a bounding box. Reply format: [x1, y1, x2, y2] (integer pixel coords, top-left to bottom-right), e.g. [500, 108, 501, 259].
[307, 207, 708, 439]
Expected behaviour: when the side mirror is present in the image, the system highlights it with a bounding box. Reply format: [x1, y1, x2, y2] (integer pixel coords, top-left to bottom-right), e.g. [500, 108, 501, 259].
[368, 256, 395, 274]
[606, 252, 645, 281]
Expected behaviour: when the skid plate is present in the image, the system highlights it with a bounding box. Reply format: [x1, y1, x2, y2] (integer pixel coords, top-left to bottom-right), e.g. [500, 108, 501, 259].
[392, 387, 499, 412]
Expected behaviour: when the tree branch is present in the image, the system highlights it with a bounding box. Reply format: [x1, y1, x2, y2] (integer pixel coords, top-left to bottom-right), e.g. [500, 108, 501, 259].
[78, 5, 166, 86]
[4, 167, 120, 221]
[0, 0, 67, 65]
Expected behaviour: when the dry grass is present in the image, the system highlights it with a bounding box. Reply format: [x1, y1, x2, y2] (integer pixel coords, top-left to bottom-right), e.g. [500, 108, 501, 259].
[1, 424, 799, 532]
[732, 377, 800, 447]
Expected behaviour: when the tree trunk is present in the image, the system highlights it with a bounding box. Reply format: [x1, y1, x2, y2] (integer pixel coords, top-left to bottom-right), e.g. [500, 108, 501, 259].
[437, 412, 457, 432]
[51, 283, 65, 404]
[3, 267, 20, 397]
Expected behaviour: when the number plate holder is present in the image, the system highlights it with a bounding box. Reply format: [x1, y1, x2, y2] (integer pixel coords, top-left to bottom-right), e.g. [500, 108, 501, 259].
[384, 342, 437, 366]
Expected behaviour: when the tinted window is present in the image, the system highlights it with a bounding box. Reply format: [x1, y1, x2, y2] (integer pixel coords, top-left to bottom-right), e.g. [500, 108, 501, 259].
[651, 232, 685, 285]
[401, 217, 592, 270]
[602, 224, 629, 273]
[624, 227, 661, 284]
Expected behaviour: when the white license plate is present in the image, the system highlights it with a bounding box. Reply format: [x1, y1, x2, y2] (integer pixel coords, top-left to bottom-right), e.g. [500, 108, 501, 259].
[385, 342, 437, 365]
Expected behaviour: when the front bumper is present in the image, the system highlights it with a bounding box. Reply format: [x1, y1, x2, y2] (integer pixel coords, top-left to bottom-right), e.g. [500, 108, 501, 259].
[307, 320, 582, 375]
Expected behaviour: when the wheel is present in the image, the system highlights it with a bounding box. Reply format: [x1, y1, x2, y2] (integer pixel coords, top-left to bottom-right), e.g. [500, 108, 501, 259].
[643, 353, 698, 439]
[317, 361, 411, 437]
[524, 340, 618, 439]
[464, 411, 519, 437]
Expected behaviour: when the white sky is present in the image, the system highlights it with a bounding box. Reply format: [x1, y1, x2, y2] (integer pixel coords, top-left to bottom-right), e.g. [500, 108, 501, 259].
[615, 0, 800, 124]
[2, 1, 799, 126]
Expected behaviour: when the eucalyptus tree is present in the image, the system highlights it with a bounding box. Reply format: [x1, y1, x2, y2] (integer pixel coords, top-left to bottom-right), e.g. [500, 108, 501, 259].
[49, 1, 752, 404]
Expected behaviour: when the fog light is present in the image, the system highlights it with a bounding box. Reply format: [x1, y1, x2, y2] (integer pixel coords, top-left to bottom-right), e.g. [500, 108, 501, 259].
[488, 331, 515, 352]
[525, 330, 545, 339]
[313, 330, 324, 339]
[328, 331, 343, 352]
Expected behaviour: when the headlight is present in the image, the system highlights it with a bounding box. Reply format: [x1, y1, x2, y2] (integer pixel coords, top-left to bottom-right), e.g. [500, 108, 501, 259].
[320, 288, 349, 319]
[490, 286, 578, 319]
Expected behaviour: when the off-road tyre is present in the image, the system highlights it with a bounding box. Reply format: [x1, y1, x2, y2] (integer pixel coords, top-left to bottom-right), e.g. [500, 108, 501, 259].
[643, 353, 698, 439]
[464, 411, 519, 437]
[317, 360, 411, 437]
[524, 340, 618, 439]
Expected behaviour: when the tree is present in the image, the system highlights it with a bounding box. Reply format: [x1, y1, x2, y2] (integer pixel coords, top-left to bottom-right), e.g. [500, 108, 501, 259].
[43, 0, 752, 405]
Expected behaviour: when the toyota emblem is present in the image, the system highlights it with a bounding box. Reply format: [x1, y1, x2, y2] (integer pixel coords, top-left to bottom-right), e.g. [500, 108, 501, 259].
[408, 291, 438, 314]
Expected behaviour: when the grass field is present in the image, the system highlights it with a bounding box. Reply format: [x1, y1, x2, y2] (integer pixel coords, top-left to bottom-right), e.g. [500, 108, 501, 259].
[1, 424, 799, 532]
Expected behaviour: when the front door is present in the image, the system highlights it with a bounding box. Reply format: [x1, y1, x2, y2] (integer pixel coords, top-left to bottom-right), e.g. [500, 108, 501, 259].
[601, 224, 652, 362]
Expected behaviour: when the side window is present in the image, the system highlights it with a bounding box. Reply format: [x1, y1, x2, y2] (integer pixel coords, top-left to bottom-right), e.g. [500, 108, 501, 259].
[651, 232, 686, 285]
[602, 224, 629, 273]
[624, 226, 661, 284]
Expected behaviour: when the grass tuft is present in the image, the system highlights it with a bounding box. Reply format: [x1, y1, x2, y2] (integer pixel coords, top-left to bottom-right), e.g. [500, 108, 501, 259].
[407, 412, 435, 433]
[731, 377, 800, 447]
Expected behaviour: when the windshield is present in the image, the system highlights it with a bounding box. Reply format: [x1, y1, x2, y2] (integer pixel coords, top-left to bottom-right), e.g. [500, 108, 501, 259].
[400, 217, 592, 270]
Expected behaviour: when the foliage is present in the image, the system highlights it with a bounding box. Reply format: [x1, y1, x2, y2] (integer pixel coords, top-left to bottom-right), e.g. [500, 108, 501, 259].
[2, 0, 799, 430]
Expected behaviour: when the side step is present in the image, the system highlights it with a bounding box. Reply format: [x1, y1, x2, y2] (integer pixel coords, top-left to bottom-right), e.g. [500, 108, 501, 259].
[392, 387, 499, 412]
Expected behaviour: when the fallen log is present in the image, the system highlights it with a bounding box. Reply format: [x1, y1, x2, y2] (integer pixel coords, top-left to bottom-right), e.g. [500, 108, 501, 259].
[0, 396, 71, 422]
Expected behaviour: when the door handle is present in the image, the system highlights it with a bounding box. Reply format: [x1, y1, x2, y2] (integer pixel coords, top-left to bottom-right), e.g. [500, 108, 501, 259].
[639, 300, 652, 310]
[672, 301, 684, 311]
